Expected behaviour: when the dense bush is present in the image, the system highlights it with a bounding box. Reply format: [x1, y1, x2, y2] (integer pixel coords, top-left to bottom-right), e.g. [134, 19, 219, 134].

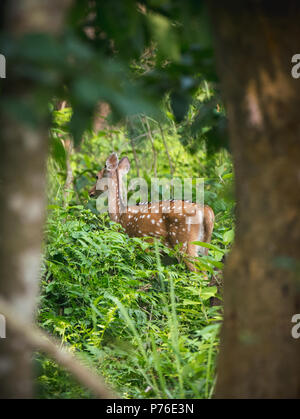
[36, 88, 234, 398]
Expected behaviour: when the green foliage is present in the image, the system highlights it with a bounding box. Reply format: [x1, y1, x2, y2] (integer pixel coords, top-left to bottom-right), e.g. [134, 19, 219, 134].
[0, 0, 220, 147]
[39, 105, 234, 398]
[38, 205, 223, 398]
[0, 0, 235, 400]
[1, 0, 235, 398]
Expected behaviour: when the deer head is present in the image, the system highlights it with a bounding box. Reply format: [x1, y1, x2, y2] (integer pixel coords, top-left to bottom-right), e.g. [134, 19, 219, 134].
[89, 152, 215, 271]
[89, 153, 130, 198]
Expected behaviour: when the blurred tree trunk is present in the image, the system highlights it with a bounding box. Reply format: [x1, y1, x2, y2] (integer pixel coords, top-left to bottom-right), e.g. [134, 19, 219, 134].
[207, 1, 300, 397]
[0, 0, 72, 398]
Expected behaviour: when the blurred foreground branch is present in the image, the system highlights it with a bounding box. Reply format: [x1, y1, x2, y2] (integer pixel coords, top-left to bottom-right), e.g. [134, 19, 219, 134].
[0, 298, 118, 399]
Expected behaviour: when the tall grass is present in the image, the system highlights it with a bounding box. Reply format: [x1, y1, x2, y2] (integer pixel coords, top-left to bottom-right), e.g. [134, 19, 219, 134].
[37, 110, 233, 398]
[37, 206, 223, 398]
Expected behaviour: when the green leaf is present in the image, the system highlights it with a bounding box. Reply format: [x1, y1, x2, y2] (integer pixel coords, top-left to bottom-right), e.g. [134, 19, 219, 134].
[147, 12, 180, 63]
[201, 286, 217, 301]
[192, 241, 225, 254]
[182, 299, 202, 306]
[50, 136, 66, 171]
[223, 229, 234, 244]
[64, 308, 73, 315]
[196, 323, 220, 340]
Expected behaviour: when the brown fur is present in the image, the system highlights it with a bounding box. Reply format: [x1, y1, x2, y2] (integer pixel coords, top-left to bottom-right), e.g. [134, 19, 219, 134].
[89, 153, 215, 271]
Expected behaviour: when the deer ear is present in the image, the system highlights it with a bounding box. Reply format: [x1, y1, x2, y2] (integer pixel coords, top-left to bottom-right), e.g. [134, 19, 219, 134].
[106, 153, 118, 171]
[118, 157, 130, 175]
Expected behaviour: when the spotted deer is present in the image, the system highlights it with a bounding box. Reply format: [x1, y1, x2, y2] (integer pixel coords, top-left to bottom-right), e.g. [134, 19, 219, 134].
[89, 153, 214, 271]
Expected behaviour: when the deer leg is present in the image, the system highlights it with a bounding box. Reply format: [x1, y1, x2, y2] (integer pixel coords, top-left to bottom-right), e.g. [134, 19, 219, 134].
[203, 205, 214, 248]
[184, 243, 200, 272]
[143, 237, 154, 252]
[184, 217, 211, 273]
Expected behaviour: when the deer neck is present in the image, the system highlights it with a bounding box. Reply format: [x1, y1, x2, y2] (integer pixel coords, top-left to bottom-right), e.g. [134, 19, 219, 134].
[108, 171, 126, 222]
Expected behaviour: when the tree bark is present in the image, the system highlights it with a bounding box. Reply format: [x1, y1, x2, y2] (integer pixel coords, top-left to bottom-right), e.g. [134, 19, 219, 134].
[0, 0, 72, 398]
[207, 1, 300, 397]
